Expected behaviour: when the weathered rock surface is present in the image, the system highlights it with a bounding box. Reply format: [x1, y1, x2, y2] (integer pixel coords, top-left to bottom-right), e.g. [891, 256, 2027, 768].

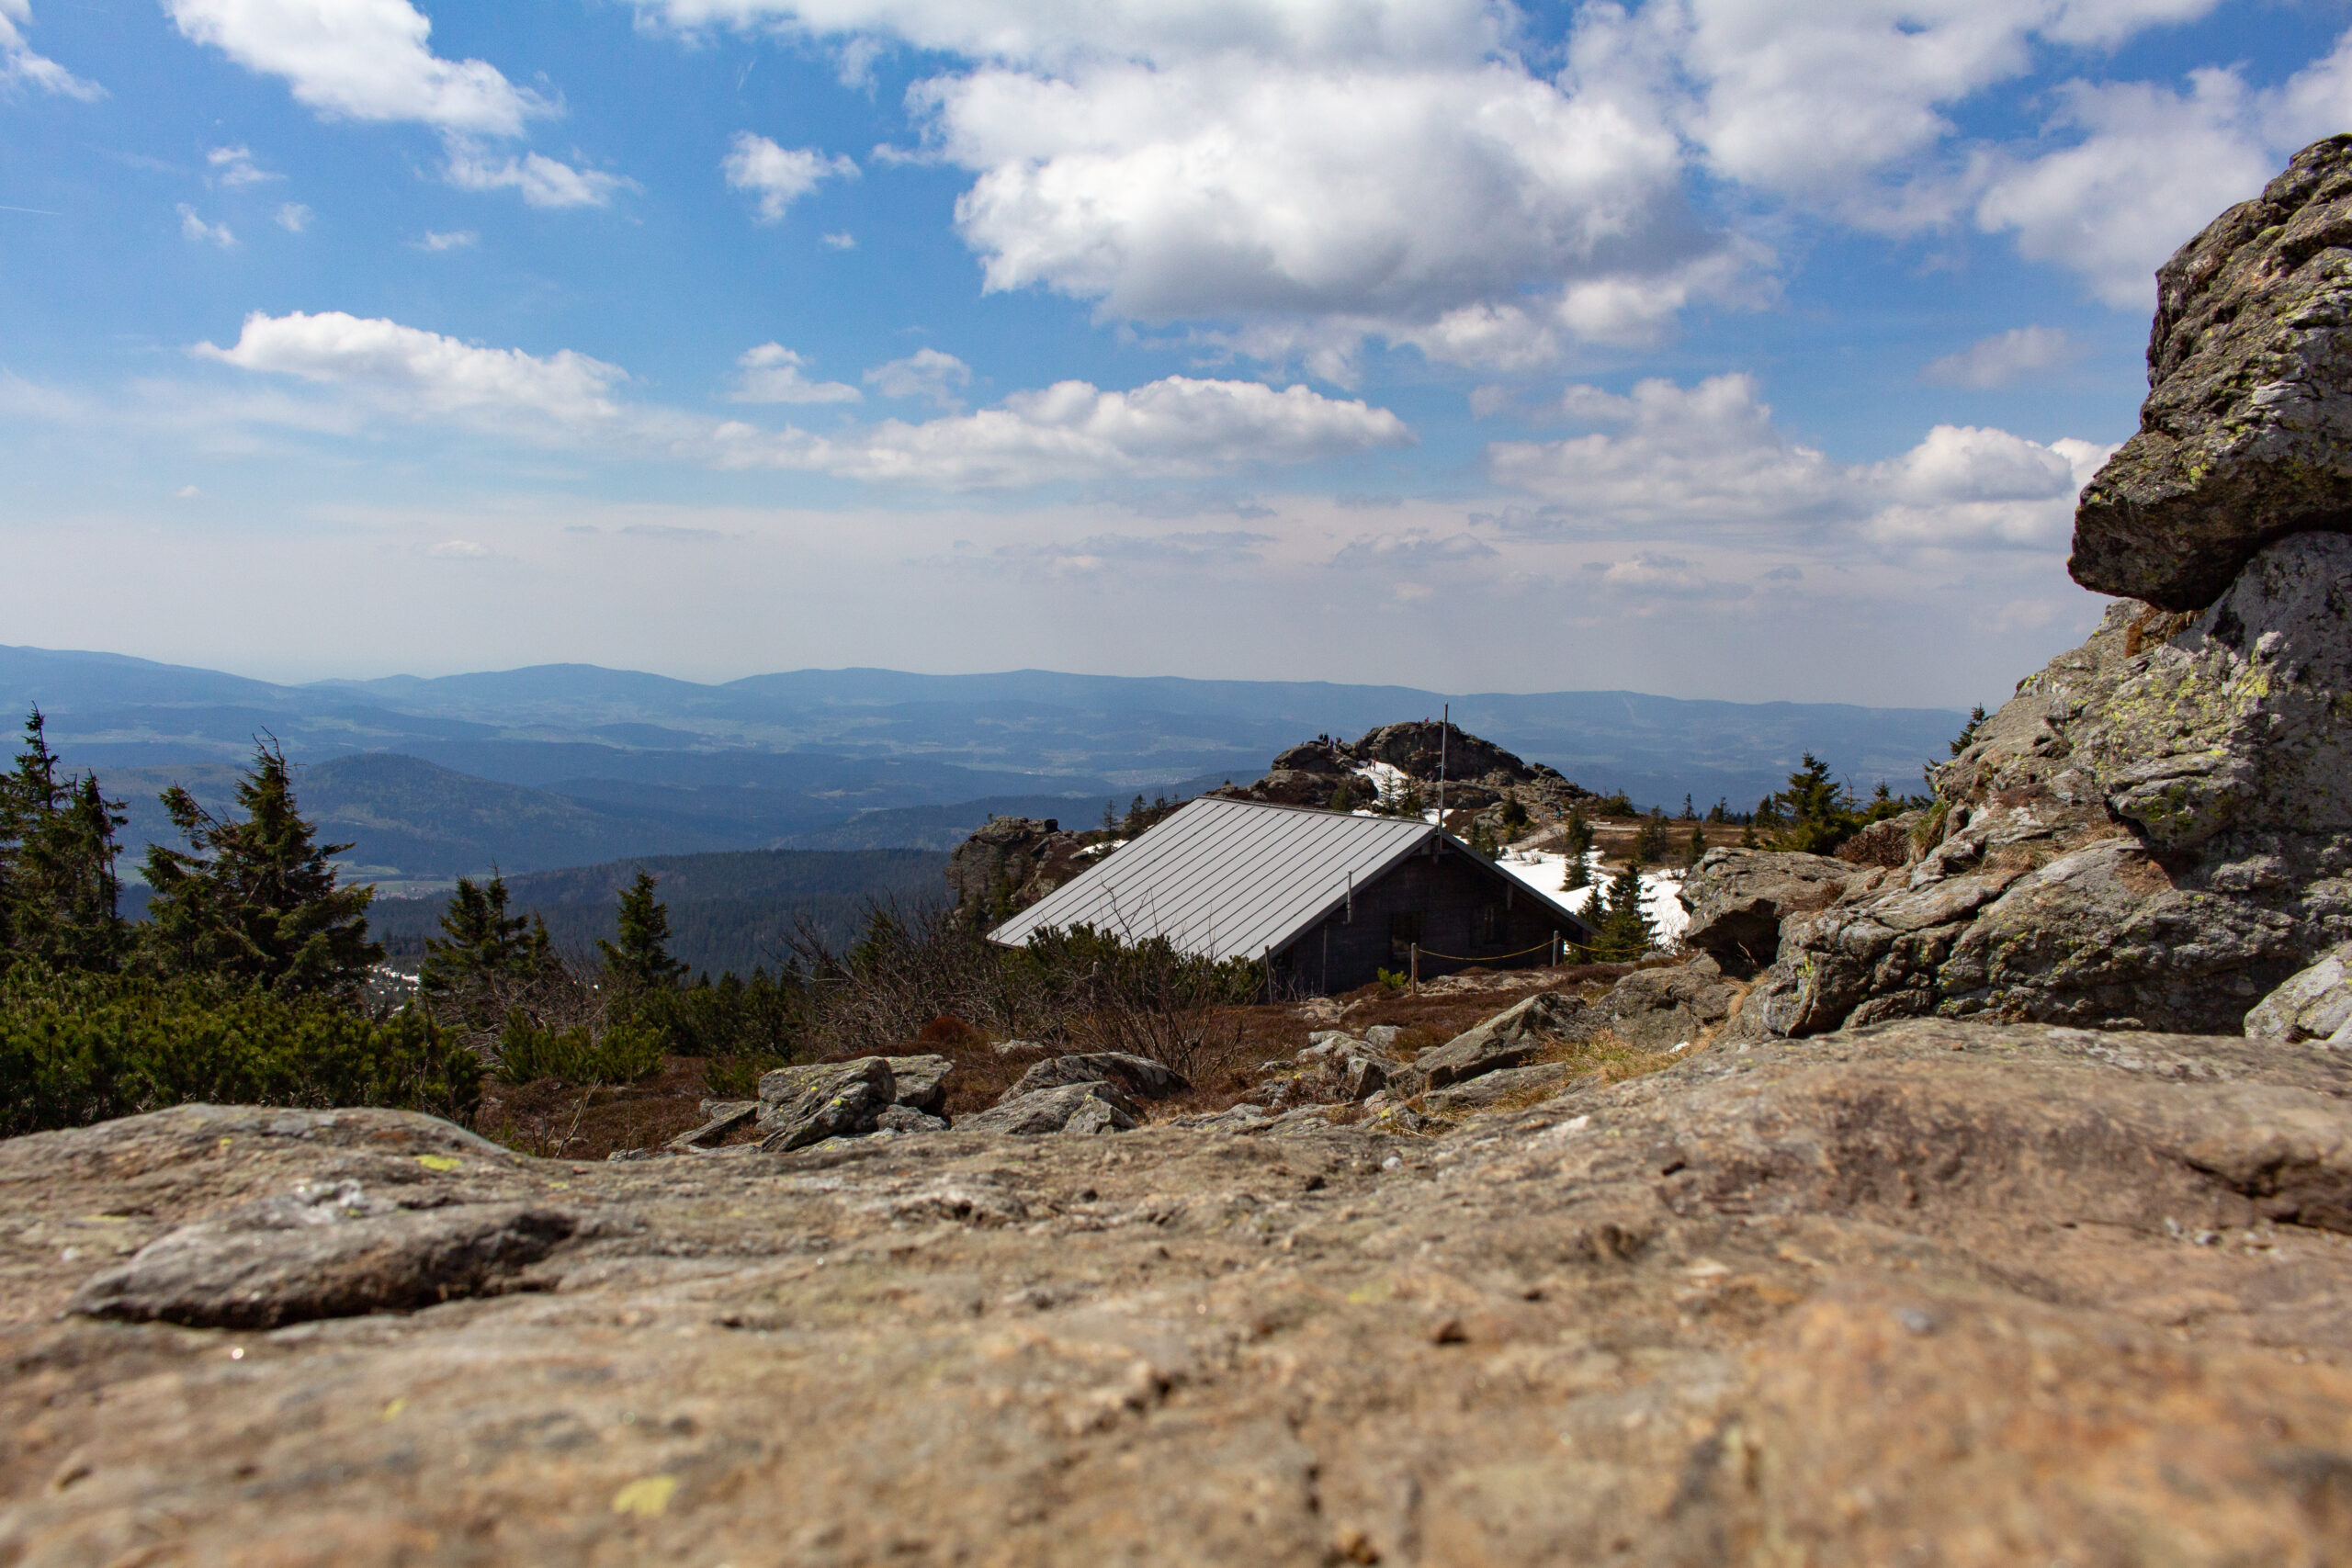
[1678, 848, 1855, 976]
[758, 1057, 895, 1152]
[8, 1021, 2352, 1563]
[1732, 530, 2352, 1039]
[2072, 135, 2352, 609]
[957, 1080, 1142, 1135]
[1003, 1051, 1190, 1103]
[668, 1100, 758, 1150]
[1581, 954, 1740, 1050]
[1835, 810, 1923, 869]
[1398, 988, 1579, 1093]
[878, 1054, 954, 1116]
[2246, 940, 2352, 1044]
[1421, 1060, 1582, 1113]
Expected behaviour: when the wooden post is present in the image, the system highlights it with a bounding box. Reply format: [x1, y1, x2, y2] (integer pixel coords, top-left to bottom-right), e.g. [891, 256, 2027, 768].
[1410, 942, 1419, 996]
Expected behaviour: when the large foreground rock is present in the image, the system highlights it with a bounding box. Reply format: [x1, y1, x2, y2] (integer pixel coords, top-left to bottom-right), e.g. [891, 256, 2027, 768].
[954, 1080, 1142, 1135]
[757, 1057, 895, 1152]
[1734, 530, 2352, 1039]
[2071, 135, 2352, 609]
[1678, 848, 1855, 976]
[1399, 988, 1579, 1093]
[1002, 1051, 1190, 1102]
[7, 1022, 2352, 1563]
[2246, 940, 2352, 1044]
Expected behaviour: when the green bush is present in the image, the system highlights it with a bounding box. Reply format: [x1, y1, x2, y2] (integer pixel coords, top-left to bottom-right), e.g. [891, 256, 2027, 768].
[494, 1011, 666, 1087]
[0, 973, 481, 1136]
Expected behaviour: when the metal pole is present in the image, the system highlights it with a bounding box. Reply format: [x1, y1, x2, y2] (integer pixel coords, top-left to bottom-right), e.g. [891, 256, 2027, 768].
[1410, 942, 1419, 996]
[1437, 702, 1448, 826]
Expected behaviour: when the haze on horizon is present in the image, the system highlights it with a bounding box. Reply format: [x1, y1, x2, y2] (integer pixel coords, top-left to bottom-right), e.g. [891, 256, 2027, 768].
[4, 0, 2343, 708]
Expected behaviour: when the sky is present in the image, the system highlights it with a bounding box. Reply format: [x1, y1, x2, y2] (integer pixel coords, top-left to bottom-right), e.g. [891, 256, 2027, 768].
[1, 0, 2343, 706]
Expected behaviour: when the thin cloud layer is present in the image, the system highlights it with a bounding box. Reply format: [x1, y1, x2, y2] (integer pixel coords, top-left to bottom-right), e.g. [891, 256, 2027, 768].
[189, 310, 1414, 487]
[1487, 373, 2108, 551]
[1921, 326, 2075, 389]
[731, 344, 861, 404]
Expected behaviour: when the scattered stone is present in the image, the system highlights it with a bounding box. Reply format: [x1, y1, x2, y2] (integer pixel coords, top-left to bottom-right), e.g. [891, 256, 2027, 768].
[959, 1081, 1143, 1135]
[67, 1183, 575, 1330]
[1363, 1025, 1402, 1052]
[759, 1058, 896, 1153]
[2246, 942, 2352, 1045]
[1400, 990, 1581, 1093]
[1003, 1052, 1190, 1102]
[879, 1055, 954, 1117]
[992, 1038, 1048, 1057]
[669, 1100, 758, 1150]
[1424, 1062, 1584, 1114]
[1837, 812, 1925, 869]
[1339, 1055, 1392, 1101]
[1678, 848, 1856, 976]
[874, 1105, 951, 1134]
[2071, 135, 2352, 610]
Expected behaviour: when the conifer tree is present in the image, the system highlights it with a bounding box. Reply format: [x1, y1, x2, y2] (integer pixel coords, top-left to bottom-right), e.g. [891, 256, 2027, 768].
[0, 709, 128, 975]
[1559, 808, 1593, 890]
[421, 872, 549, 1030]
[139, 739, 379, 995]
[1591, 860, 1654, 961]
[599, 871, 686, 993]
[1634, 808, 1671, 863]
[1684, 821, 1707, 867]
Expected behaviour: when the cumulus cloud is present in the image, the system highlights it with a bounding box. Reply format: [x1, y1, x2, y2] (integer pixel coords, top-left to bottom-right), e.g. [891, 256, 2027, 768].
[1487, 372, 2109, 552]
[177, 205, 236, 247]
[414, 228, 474, 250]
[730, 344, 862, 404]
[192, 310, 629, 428]
[165, 0, 543, 132]
[722, 132, 857, 220]
[190, 310, 1412, 487]
[277, 202, 313, 231]
[821, 231, 856, 249]
[1920, 325, 2075, 388]
[864, 347, 969, 408]
[442, 142, 631, 208]
[0, 0, 100, 98]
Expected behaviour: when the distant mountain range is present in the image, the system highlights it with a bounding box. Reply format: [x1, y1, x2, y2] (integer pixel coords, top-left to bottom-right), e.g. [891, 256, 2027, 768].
[2, 644, 1969, 887]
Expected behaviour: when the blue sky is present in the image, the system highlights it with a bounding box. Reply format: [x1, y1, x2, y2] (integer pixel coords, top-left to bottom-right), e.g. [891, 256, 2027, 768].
[2, 0, 2344, 706]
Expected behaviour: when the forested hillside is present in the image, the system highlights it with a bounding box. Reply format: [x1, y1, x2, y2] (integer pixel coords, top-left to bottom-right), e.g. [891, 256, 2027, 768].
[367, 847, 948, 977]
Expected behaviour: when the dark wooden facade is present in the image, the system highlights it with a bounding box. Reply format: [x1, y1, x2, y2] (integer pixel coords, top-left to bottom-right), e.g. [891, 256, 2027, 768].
[1269, 838, 1587, 996]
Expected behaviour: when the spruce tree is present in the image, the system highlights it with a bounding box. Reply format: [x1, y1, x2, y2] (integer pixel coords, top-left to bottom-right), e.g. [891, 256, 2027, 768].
[421, 872, 549, 1030]
[1634, 808, 1671, 863]
[1559, 808, 1592, 890]
[599, 871, 686, 993]
[1592, 860, 1654, 961]
[1684, 821, 1707, 867]
[140, 739, 380, 995]
[0, 710, 128, 975]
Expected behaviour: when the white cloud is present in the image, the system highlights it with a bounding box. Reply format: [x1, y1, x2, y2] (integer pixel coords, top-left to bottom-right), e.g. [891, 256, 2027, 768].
[722, 132, 857, 220]
[192, 310, 629, 428]
[1487, 372, 2109, 552]
[415, 228, 474, 250]
[276, 202, 313, 231]
[821, 231, 856, 250]
[208, 144, 277, 186]
[177, 205, 236, 247]
[428, 537, 490, 557]
[442, 142, 631, 208]
[721, 375, 1414, 486]
[731, 344, 862, 404]
[864, 347, 969, 408]
[0, 0, 101, 98]
[164, 0, 543, 133]
[1920, 325, 2075, 388]
[189, 310, 1411, 487]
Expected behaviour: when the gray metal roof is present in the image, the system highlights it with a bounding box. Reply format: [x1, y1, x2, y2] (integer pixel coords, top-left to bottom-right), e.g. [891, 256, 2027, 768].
[988, 796, 1588, 961]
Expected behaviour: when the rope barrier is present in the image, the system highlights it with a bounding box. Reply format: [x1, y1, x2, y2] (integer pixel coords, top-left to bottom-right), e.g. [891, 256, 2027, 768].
[1410, 937, 1563, 964]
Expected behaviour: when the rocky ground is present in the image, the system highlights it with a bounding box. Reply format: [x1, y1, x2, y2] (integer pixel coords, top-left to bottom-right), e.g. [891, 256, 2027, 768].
[6, 1011, 2352, 1566]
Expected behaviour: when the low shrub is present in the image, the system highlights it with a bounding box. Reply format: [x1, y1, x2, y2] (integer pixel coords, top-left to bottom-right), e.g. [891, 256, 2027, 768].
[0, 973, 481, 1136]
[494, 1011, 666, 1087]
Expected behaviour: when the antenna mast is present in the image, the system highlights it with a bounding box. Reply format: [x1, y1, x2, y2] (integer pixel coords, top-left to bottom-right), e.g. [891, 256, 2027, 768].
[1437, 702, 1448, 826]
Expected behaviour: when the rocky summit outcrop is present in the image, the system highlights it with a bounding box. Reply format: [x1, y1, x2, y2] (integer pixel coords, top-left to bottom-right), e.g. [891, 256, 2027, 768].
[10, 1020, 2352, 1564]
[1700, 141, 2352, 1043]
[1212, 720, 1591, 820]
[2073, 135, 2352, 610]
[944, 815, 1100, 924]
